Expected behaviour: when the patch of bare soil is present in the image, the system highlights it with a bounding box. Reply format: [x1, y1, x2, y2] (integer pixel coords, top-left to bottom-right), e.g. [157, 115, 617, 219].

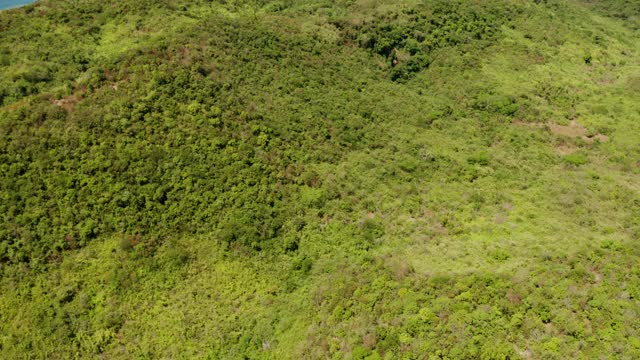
[589, 268, 603, 283]
[555, 144, 577, 155]
[548, 120, 587, 137]
[52, 95, 80, 112]
[586, 133, 609, 143]
[512, 119, 609, 153]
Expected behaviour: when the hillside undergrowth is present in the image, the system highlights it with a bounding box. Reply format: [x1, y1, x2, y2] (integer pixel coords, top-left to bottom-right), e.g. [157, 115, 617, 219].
[1, 0, 640, 358]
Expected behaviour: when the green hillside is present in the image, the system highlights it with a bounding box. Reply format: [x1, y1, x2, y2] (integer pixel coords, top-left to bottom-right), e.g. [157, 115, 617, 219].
[1, 0, 639, 358]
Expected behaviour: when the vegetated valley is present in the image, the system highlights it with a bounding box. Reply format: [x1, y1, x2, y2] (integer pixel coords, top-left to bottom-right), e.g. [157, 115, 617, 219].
[1, 0, 640, 358]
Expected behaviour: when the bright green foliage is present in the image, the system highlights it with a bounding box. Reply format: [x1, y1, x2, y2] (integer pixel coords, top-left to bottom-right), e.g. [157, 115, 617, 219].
[563, 153, 589, 166]
[1, 0, 640, 358]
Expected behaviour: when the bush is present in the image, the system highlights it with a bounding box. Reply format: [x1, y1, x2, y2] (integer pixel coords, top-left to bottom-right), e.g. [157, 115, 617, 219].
[563, 154, 588, 166]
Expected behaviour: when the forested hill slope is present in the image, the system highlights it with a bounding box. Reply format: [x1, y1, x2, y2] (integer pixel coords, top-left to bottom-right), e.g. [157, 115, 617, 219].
[1, 0, 640, 358]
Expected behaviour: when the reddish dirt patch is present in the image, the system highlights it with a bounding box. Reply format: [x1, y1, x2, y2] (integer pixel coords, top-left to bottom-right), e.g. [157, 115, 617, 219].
[52, 95, 80, 112]
[586, 133, 609, 143]
[363, 334, 377, 350]
[555, 144, 578, 155]
[589, 268, 603, 283]
[518, 348, 533, 359]
[506, 290, 522, 304]
[432, 222, 448, 235]
[512, 119, 609, 153]
[514, 119, 608, 142]
[548, 120, 587, 138]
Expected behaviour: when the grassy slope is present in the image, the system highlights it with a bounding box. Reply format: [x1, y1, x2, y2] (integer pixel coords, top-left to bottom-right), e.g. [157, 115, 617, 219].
[1, 0, 640, 358]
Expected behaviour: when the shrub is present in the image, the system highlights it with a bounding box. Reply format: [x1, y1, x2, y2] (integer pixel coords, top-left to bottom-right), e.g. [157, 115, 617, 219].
[563, 154, 588, 166]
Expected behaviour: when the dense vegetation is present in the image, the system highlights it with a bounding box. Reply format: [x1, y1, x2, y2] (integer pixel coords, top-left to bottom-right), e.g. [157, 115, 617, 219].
[1, 0, 639, 358]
